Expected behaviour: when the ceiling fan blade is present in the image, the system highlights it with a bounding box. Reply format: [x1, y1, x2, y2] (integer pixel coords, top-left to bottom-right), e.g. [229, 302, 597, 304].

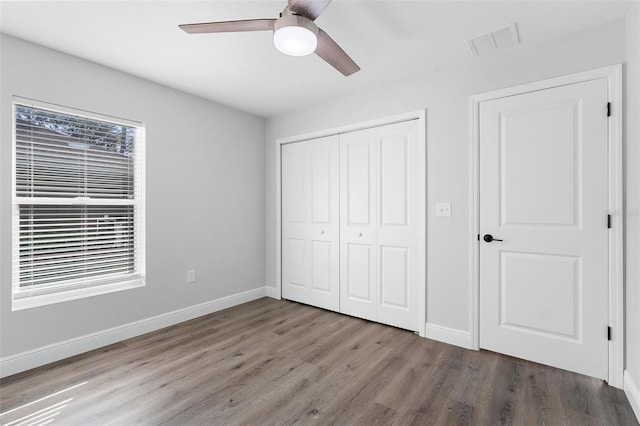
[315, 28, 360, 76]
[288, 0, 332, 21]
[179, 19, 276, 34]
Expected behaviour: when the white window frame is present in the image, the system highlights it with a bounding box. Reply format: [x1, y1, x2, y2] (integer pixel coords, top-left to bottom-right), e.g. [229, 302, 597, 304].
[11, 97, 146, 311]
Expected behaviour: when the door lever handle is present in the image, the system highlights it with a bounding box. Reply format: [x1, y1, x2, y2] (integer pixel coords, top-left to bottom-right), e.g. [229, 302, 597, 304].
[483, 234, 503, 242]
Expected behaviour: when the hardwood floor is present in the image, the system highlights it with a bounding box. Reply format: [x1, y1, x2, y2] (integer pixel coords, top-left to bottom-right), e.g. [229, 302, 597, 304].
[0, 298, 637, 425]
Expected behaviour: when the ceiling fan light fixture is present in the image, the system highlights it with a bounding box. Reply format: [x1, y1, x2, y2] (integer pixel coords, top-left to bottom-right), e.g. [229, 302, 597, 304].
[273, 14, 318, 57]
[180, 0, 360, 76]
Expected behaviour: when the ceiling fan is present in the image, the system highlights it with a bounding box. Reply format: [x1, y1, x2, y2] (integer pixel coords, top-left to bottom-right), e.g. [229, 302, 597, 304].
[179, 0, 360, 76]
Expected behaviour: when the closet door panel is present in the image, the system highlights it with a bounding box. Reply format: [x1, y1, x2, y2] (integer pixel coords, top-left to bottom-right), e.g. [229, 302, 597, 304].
[376, 121, 421, 331]
[309, 137, 340, 310]
[380, 134, 408, 227]
[282, 142, 310, 304]
[286, 239, 306, 288]
[311, 149, 331, 224]
[311, 241, 332, 292]
[346, 142, 372, 225]
[380, 246, 408, 307]
[346, 243, 373, 300]
[282, 136, 340, 311]
[340, 129, 377, 321]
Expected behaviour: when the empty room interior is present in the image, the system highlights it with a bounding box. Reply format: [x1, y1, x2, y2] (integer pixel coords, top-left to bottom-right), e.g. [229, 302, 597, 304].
[1, 0, 640, 424]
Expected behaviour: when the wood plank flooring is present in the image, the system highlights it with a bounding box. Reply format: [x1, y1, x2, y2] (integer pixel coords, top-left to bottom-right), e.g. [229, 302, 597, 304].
[0, 298, 637, 425]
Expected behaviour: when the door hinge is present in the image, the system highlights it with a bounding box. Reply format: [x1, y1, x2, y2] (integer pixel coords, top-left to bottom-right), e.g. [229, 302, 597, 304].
[608, 326, 612, 341]
[477, 234, 480, 241]
[608, 214, 612, 229]
[607, 102, 611, 117]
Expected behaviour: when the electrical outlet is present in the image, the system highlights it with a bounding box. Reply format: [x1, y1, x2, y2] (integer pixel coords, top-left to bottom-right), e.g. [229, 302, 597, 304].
[436, 202, 452, 217]
[187, 269, 196, 283]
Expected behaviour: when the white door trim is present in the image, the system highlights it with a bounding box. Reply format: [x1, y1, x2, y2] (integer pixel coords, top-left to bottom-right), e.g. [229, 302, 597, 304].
[275, 110, 427, 337]
[469, 64, 623, 388]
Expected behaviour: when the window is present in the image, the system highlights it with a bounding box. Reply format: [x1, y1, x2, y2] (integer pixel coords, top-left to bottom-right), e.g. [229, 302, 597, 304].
[12, 98, 145, 310]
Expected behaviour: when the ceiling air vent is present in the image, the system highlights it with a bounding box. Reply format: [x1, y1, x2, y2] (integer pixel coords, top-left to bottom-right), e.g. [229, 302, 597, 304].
[468, 23, 520, 55]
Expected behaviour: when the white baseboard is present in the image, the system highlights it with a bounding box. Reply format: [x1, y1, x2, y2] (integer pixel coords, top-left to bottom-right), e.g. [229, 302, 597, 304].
[625, 370, 640, 422]
[0, 286, 267, 378]
[425, 323, 474, 349]
[266, 286, 280, 299]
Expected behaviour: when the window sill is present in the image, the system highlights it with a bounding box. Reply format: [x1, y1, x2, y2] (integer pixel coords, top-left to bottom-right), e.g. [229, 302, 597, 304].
[12, 277, 145, 311]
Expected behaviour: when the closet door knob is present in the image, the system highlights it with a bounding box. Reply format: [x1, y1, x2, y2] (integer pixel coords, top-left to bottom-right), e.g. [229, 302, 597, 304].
[358, 233, 363, 237]
[320, 230, 325, 235]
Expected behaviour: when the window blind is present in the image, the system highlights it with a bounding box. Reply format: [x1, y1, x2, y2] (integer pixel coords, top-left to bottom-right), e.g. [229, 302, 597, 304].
[12, 101, 145, 309]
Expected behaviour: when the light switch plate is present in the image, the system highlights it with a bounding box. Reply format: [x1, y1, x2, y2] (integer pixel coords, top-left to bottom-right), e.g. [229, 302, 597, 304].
[436, 202, 452, 217]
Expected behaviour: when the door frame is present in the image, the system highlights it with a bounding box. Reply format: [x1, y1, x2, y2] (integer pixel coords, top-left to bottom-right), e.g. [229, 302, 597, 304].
[469, 65, 623, 387]
[274, 110, 427, 337]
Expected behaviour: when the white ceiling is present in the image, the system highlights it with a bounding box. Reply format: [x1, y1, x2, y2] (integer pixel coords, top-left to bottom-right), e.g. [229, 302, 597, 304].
[0, 0, 633, 117]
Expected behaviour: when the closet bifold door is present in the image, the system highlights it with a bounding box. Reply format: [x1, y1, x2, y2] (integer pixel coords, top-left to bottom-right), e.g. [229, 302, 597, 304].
[339, 129, 378, 321]
[340, 120, 420, 331]
[281, 136, 340, 312]
[374, 121, 420, 331]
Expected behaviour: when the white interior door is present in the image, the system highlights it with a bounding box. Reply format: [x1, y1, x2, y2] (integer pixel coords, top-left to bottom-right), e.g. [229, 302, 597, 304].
[340, 128, 378, 321]
[282, 136, 340, 311]
[479, 78, 609, 379]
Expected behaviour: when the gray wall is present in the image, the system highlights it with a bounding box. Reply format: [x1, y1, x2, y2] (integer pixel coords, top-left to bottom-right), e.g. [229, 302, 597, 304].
[265, 21, 626, 335]
[626, 1, 640, 395]
[0, 35, 266, 357]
